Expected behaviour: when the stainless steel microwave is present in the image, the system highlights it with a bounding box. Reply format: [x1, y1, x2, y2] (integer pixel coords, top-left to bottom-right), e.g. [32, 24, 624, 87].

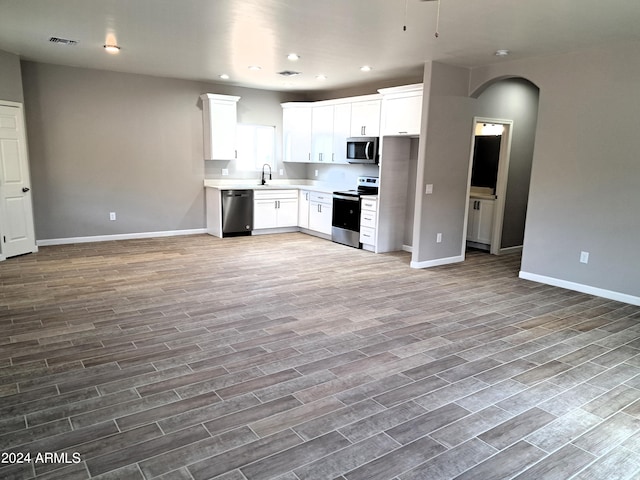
[346, 137, 379, 164]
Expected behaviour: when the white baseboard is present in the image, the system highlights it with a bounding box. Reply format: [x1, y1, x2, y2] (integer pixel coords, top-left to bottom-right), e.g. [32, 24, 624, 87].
[519, 271, 640, 307]
[402, 244, 413, 253]
[499, 245, 523, 255]
[36, 228, 207, 246]
[410, 254, 464, 269]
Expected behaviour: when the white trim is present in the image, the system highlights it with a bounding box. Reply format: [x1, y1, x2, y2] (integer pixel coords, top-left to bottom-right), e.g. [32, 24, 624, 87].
[251, 227, 299, 236]
[402, 244, 413, 253]
[519, 271, 640, 307]
[411, 254, 464, 269]
[36, 229, 207, 246]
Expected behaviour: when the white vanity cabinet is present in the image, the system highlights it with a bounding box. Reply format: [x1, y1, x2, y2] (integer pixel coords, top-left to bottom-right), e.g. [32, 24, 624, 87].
[253, 190, 299, 230]
[350, 100, 381, 137]
[200, 94, 240, 160]
[308, 191, 333, 235]
[467, 198, 495, 247]
[360, 196, 378, 251]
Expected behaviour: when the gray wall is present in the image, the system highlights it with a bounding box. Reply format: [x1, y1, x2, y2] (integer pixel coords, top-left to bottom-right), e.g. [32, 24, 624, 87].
[0, 49, 23, 103]
[474, 78, 539, 249]
[469, 43, 640, 298]
[20, 61, 303, 240]
[412, 62, 477, 264]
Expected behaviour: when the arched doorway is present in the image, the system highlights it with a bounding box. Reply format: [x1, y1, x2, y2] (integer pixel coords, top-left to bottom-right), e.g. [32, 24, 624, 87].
[465, 77, 540, 258]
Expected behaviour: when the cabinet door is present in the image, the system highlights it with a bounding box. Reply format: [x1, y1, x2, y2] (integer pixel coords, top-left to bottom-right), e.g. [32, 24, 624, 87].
[277, 198, 299, 227]
[476, 200, 495, 244]
[309, 202, 333, 235]
[201, 94, 239, 160]
[298, 190, 310, 228]
[332, 103, 351, 163]
[254, 199, 278, 229]
[311, 105, 334, 163]
[382, 95, 422, 136]
[350, 100, 381, 137]
[467, 199, 495, 244]
[283, 106, 312, 163]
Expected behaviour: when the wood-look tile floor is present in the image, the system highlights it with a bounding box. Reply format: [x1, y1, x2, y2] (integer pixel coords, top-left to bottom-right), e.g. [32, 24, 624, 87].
[2, 233, 640, 480]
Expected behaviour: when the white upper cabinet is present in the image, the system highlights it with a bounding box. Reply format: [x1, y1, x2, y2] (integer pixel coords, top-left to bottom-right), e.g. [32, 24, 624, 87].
[282, 104, 312, 163]
[311, 105, 334, 163]
[332, 103, 351, 164]
[350, 100, 381, 137]
[200, 94, 240, 160]
[379, 84, 423, 137]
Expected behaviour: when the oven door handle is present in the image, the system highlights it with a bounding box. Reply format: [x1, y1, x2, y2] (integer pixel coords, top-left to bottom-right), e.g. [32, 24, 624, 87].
[333, 194, 360, 202]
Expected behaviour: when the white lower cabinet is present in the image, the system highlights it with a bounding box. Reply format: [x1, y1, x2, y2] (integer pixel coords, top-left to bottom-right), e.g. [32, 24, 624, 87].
[308, 191, 333, 235]
[360, 196, 378, 251]
[467, 198, 495, 246]
[253, 190, 298, 229]
[298, 190, 310, 228]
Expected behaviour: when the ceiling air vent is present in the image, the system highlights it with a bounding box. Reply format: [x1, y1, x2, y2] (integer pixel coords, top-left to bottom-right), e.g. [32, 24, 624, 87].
[49, 37, 78, 46]
[277, 70, 301, 77]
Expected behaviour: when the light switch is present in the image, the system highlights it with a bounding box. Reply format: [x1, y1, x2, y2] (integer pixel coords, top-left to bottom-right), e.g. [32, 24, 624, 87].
[425, 184, 433, 194]
[221, 168, 229, 176]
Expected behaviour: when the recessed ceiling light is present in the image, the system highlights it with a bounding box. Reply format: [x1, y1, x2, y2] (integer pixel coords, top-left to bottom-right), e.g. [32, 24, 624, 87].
[103, 44, 121, 54]
[316, 74, 327, 81]
[219, 74, 230, 80]
[360, 65, 372, 72]
[248, 65, 262, 71]
[495, 49, 510, 57]
[287, 53, 300, 61]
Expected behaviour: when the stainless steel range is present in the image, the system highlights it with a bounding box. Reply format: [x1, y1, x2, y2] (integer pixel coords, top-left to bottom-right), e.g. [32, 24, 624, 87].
[332, 176, 379, 248]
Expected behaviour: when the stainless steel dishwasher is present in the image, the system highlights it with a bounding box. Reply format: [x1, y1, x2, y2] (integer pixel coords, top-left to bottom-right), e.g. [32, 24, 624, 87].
[221, 190, 253, 237]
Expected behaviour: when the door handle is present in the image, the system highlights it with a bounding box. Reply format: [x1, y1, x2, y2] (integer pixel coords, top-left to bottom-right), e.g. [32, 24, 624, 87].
[22, 187, 30, 193]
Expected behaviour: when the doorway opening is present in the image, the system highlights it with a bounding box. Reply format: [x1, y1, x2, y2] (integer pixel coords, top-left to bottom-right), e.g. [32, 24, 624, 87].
[464, 117, 513, 256]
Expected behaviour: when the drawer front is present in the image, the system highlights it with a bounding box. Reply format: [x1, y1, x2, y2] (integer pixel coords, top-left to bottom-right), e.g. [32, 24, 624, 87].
[309, 191, 332, 204]
[360, 211, 376, 229]
[361, 198, 377, 212]
[253, 189, 298, 200]
[360, 226, 375, 245]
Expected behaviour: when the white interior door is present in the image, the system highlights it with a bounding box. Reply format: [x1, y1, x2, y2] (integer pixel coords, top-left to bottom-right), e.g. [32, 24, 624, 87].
[0, 102, 37, 259]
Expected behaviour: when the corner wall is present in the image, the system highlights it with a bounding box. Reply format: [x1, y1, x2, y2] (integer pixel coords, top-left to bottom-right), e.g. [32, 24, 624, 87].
[411, 62, 477, 267]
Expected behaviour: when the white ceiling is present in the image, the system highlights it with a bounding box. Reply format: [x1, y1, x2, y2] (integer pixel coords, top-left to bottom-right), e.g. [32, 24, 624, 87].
[1, 0, 640, 92]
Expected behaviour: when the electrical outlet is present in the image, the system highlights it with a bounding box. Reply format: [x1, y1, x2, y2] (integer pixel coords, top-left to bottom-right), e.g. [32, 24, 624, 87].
[436, 233, 442, 243]
[580, 251, 589, 264]
[425, 184, 434, 194]
[314, 170, 319, 177]
[221, 168, 229, 176]
[109, 212, 116, 221]
[279, 169, 284, 176]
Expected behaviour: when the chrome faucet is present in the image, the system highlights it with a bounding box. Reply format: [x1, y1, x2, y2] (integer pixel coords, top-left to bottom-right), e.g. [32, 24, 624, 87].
[261, 164, 272, 185]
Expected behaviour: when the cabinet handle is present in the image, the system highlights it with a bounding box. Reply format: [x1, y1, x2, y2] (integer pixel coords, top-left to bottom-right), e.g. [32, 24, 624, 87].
[308, 153, 311, 161]
[398, 131, 408, 135]
[318, 204, 322, 213]
[332, 153, 335, 162]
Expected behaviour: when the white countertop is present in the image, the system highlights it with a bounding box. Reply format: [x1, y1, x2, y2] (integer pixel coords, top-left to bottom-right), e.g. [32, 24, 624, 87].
[470, 186, 496, 200]
[203, 179, 343, 194]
